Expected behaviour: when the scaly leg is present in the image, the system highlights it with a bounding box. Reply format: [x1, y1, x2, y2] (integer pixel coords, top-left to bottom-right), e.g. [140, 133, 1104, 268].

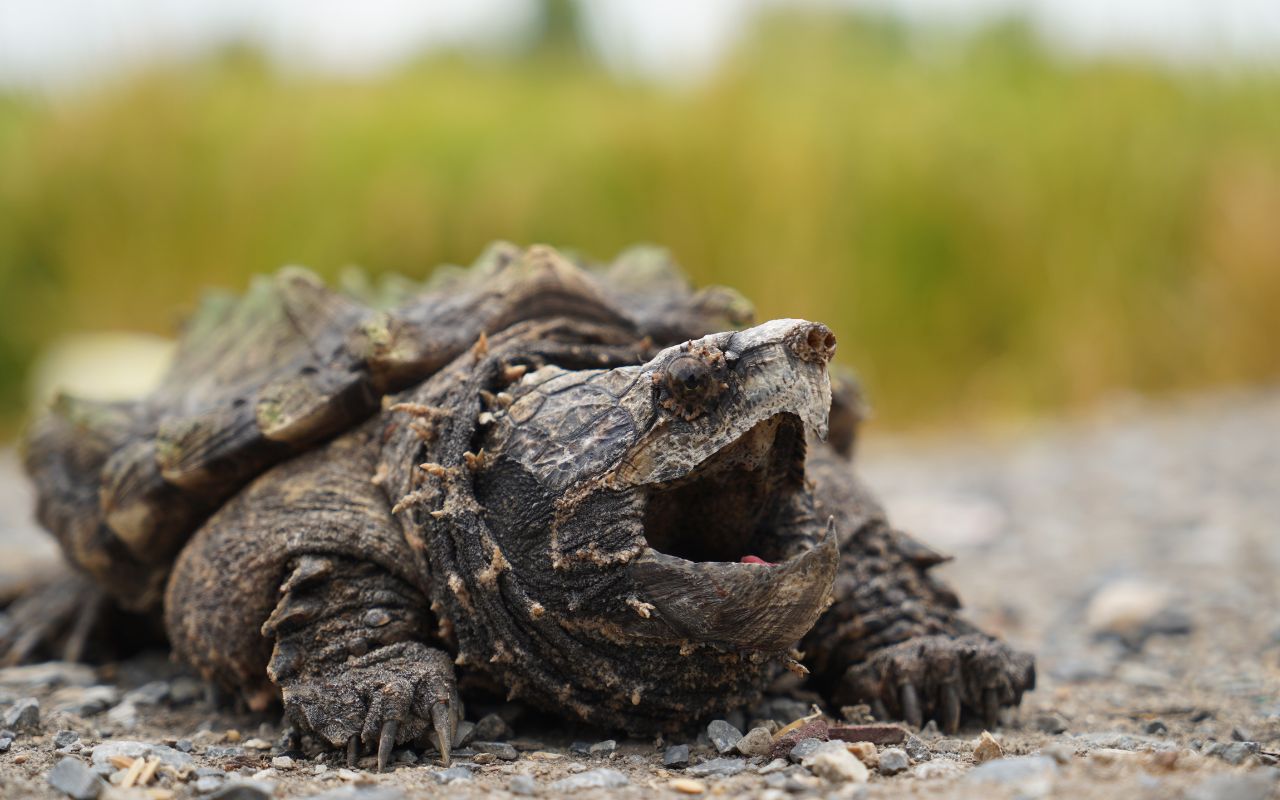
[802, 445, 1034, 733]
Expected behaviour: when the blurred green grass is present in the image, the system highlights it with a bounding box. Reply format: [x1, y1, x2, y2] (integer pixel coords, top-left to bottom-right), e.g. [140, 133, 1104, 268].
[2, 12, 1280, 437]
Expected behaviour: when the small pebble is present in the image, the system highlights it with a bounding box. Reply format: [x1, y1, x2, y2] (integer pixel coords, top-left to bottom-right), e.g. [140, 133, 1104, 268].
[4, 696, 40, 732]
[803, 742, 870, 783]
[270, 755, 294, 769]
[663, 744, 690, 768]
[847, 741, 877, 767]
[550, 768, 629, 792]
[473, 752, 496, 765]
[670, 777, 706, 794]
[588, 739, 617, 756]
[707, 719, 743, 754]
[734, 727, 773, 757]
[207, 781, 273, 800]
[473, 741, 519, 761]
[175, 739, 193, 753]
[757, 758, 789, 775]
[0, 736, 12, 753]
[904, 734, 932, 762]
[569, 741, 591, 755]
[194, 776, 223, 793]
[1145, 721, 1168, 735]
[788, 737, 824, 763]
[47, 755, 104, 800]
[433, 766, 474, 784]
[1033, 713, 1068, 734]
[974, 731, 1003, 763]
[337, 768, 360, 781]
[471, 713, 510, 743]
[508, 774, 539, 796]
[53, 729, 80, 748]
[879, 747, 909, 775]
[686, 757, 747, 777]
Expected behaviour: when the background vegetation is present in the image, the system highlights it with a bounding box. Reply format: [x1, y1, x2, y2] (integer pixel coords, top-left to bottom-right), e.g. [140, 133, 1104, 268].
[2, 10, 1280, 437]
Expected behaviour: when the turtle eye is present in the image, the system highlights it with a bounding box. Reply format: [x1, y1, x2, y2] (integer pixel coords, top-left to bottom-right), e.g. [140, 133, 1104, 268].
[666, 356, 710, 398]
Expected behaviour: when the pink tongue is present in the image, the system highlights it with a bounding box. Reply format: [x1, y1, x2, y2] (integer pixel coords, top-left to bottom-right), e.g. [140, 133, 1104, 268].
[740, 555, 775, 566]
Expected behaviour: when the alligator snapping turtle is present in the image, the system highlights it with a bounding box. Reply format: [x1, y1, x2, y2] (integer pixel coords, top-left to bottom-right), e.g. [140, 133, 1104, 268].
[9, 243, 1033, 768]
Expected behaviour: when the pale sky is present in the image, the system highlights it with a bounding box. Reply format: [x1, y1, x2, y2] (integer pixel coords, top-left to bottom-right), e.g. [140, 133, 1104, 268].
[1, 0, 1279, 91]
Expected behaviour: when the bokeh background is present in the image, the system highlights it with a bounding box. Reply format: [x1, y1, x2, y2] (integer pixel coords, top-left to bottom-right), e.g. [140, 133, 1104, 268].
[3, 0, 1280, 439]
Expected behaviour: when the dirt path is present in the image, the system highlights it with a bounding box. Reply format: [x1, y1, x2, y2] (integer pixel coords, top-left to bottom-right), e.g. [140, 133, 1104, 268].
[2, 388, 1278, 799]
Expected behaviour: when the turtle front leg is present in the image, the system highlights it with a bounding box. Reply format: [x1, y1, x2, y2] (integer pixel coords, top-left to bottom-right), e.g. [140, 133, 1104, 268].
[264, 556, 460, 769]
[801, 449, 1035, 733]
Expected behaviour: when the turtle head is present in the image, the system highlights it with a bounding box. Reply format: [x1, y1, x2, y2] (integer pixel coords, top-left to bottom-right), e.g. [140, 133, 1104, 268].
[462, 318, 840, 729]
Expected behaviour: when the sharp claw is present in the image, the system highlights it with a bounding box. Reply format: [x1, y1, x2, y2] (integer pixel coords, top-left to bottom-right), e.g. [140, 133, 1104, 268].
[900, 683, 923, 730]
[983, 687, 1000, 729]
[346, 734, 359, 767]
[940, 684, 961, 734]
[431, 701, 454, 767]
[377, 719, 398, 773]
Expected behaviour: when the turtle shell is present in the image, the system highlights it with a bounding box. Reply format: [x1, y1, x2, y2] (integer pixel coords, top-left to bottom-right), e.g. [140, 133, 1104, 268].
[23, 243, 753, 610]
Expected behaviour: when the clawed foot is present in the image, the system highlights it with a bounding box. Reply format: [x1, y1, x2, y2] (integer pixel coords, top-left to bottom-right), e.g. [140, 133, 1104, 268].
[0, 568, 106, 666]
[837, 634, 1035, 734]
[280, 641, 460, 770]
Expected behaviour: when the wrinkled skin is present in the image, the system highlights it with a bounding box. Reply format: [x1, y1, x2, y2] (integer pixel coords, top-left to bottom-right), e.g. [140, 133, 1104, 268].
[11, 244, 1033, 769]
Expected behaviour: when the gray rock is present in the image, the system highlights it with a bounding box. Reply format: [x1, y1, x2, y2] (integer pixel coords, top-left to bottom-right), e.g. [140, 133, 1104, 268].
[569, 740, 592, 755]
[208, 782, 274, 800]
[298, 787, 407, 800]
[588, 739, 617, 756]
[54, 730, 80, 748]
[904, 734, 932, 762]
[735, 726, 773, 757]
[194, 776, 224, 794]
[663, 743, 690, 767]
[550, 768, 629, 792]
[123, 680, 170, 706]
[0, 662, 96, 689]
[508, 774, 539, 796]
[1072, 731, 1174, 752]
[878, 747, 909, 775]
[89, 740, 194, 770]
[168, 676, 205, 706]
[757, 758, 789, 774]
[707, 719, 743, 754]
[686, 757, 747, 777]
[47, 756, 103, 800]
[106, 700, 138, 728]
[470, 712, 510, 743]
[1033, 713, 1068, 734]
[1185, 772, 1277, 800]
[1144, 720, 1167, 735]
[473, 741, 519, 761]
[0, 736, 12, 752]
[175, 739, 194, 753]
[433, 766, 474, 784]
[4, 696, 39, 731]
[203, 746, 246, 759]
[51, 686, 119, 717]
[1218, 741, 1259, 765]
[195, 768, 228, 778]
[788, 737, 824, 763]
[965, 754, 1059, 794]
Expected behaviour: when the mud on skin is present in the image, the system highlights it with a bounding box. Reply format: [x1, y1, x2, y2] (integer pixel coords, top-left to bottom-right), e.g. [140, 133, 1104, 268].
[8, 243, 1034, 768]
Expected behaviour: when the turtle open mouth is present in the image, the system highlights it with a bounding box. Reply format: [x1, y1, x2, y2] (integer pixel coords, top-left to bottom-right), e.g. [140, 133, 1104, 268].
[624, 409, 838, 651]
[641, 412, 812, 566]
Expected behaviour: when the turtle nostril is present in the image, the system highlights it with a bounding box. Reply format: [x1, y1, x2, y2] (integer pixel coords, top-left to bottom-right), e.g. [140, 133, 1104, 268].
[789, 323, 837, 364]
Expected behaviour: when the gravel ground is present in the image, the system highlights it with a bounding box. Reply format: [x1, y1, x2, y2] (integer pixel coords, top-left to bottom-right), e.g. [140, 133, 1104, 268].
[1, 387, 1278, 799]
